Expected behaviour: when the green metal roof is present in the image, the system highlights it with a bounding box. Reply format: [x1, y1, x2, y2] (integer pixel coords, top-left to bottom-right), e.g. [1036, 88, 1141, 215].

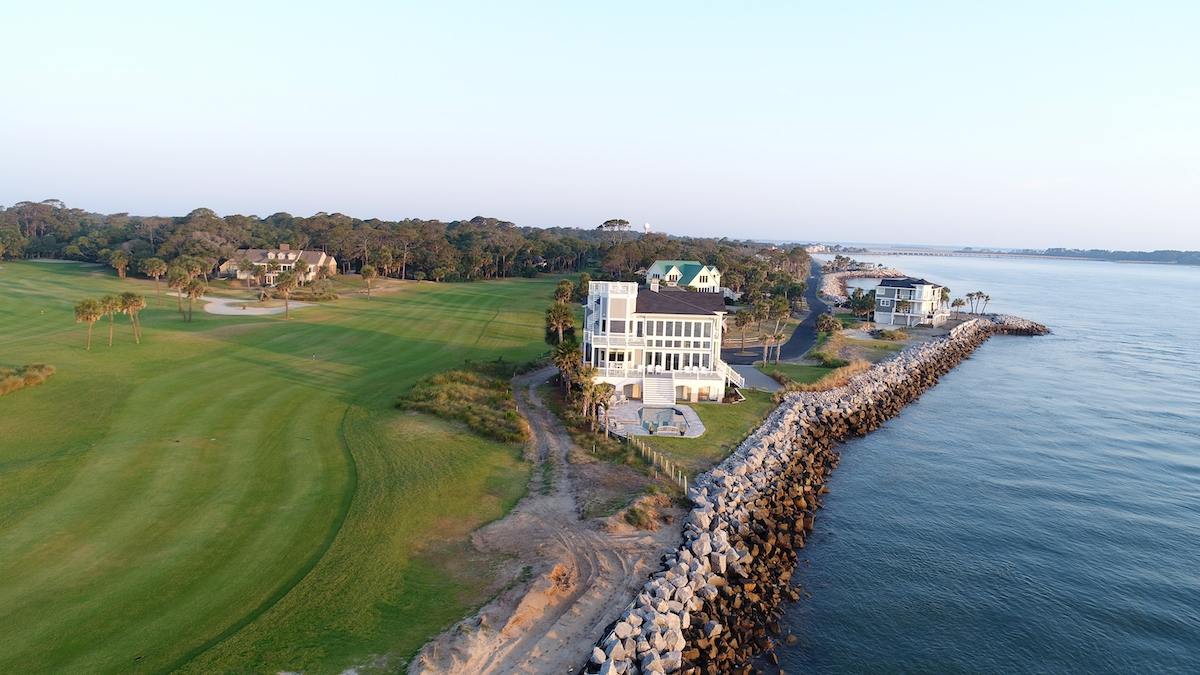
[650, 260, 719, 286]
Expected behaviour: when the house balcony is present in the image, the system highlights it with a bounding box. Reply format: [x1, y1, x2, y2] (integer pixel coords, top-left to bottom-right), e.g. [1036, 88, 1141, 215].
[585, 332, 646, 348]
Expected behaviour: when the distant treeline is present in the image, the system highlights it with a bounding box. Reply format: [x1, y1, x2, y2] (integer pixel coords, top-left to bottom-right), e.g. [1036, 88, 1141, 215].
[0, 200, 809, 292]
[1040, 248, 1200, 265]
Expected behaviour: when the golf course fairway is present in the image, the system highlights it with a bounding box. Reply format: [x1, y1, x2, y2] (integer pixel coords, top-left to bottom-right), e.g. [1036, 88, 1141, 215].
[0, 261, 552, 674]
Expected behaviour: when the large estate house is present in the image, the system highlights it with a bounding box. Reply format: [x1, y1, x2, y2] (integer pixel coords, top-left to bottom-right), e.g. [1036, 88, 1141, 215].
[583, 278, 745, 405]
[644, 260, 722, 293]
[874, 277, 950, 327]
[218, 245, 337, 285]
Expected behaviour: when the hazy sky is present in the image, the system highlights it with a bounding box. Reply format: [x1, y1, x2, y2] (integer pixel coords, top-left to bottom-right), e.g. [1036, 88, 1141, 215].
[3, 1, 1197, 250]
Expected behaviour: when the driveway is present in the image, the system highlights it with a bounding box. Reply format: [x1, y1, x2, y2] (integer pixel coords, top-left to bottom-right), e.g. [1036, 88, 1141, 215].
[722, 260, 828, 365]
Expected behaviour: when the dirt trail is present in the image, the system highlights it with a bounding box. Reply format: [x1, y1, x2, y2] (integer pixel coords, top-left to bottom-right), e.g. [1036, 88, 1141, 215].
[409, 368, 682, 674]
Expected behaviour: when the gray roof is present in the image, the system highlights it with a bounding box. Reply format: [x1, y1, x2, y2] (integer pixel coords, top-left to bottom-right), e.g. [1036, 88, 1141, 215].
[878, 277, 939, 288]
[636, 288, 727, 316]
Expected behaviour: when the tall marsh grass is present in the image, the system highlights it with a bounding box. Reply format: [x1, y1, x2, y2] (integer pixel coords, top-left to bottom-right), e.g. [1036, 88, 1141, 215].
[0, 364, 56, 396]
[773, 359, 872, 401]
[396, 370, 532, 443]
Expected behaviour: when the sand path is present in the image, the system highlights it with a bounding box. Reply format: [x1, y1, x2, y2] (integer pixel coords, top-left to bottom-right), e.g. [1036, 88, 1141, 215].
[409, 368, 682, 674]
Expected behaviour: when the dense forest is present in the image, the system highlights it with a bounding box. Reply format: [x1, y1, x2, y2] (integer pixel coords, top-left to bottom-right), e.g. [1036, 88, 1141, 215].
[0, 200, 810, 294]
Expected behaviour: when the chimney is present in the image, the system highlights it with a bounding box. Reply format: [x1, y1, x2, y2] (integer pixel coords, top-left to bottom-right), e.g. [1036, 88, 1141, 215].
[650, 279, 659, 292]
[279, 243, 290, 251]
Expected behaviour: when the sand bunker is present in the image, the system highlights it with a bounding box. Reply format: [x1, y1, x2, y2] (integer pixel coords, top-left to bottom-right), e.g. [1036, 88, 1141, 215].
[202, 297, 316, 316]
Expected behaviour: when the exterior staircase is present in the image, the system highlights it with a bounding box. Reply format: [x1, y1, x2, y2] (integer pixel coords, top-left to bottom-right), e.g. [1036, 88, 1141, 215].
[642, 373, 675, 405]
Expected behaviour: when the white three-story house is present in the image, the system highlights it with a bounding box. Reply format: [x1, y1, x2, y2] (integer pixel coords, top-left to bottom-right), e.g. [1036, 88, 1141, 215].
[583, 279, 745, 405]
[873, 277, 950, 327]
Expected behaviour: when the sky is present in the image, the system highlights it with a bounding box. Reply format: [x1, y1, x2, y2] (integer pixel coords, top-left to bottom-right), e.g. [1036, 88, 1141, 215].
[2, 1, 1198, 250]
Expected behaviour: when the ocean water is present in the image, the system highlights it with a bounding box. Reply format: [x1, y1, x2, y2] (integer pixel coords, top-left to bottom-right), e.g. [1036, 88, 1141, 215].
[776, 256, 1200, 674]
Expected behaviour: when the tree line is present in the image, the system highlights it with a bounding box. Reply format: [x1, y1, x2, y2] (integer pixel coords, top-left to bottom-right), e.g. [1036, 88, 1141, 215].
[0, 200, 812, 290]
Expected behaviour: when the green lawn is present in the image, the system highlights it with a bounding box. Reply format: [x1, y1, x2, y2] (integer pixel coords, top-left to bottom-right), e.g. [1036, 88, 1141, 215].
[0, 261, 551, 675]
[640, 391, 777, 475]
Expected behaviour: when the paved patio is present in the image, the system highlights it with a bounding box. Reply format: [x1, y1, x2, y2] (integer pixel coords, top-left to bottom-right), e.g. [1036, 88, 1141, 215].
[605, 401, 706, 438]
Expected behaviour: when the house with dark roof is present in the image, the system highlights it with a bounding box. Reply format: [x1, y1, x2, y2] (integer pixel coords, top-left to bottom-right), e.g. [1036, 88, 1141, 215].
[218, 245, 337, 286]
[645, 260, 722, 293]
[583, 278, 744, 406]
[874, 277, 950, 327]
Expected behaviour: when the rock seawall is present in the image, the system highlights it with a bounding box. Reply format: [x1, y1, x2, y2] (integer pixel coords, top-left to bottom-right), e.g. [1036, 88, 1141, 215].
[583, 314, 1047, 675]
[819, 268, 905, 303]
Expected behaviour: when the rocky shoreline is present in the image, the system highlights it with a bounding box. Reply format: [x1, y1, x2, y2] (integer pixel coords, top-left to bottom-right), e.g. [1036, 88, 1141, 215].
[818, 268, 905, 303]
[583, 314, 1048, 675]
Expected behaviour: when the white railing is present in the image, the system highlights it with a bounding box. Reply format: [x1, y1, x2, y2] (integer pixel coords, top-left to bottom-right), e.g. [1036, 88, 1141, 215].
[585, 332, 646, 348]
[718, 360, 746, 388]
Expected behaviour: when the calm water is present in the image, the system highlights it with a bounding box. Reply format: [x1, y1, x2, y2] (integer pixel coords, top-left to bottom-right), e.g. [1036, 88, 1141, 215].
[777, 256, 1200, 674]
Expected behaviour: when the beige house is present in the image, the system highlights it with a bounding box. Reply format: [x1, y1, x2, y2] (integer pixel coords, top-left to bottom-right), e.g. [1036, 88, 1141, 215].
[219, 245, 337, 285]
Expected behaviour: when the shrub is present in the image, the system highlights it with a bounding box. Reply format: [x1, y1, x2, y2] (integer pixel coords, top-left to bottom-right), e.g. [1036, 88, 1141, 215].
[396, 369, 531, 443]
[768, 370, 794, 386]
[877, 329, 908, 341]
[0, 363, 56, 397]
[815, 313, 842, 333]
[808, 350, 849, 368]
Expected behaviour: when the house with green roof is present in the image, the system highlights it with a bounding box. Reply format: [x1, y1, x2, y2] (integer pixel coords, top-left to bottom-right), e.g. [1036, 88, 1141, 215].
[645, 260, 722, 293]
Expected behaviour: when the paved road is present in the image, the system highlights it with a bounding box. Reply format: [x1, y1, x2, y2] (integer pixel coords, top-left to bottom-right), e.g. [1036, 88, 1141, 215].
[722, 261, 828, 365]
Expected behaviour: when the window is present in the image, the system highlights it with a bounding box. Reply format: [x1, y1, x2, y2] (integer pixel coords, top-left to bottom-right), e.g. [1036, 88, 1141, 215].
[674, 321, 683, 335]
[601, 319, 606, 332]
[655, 340, 663, 347]
[880, 300, 890, 307]
[702, 354, 710, 368]
[703, 341, 710, 349]
[674, 340, 682, 348]
[665, 322, 673, 337]
[637, 321, 643, 337]
[611, 320, 625, 333]
[704, 323, 712, 338]
[683, 354, 691, 367]
[684, 322, 692, 337]
[656, 320, 664, 335]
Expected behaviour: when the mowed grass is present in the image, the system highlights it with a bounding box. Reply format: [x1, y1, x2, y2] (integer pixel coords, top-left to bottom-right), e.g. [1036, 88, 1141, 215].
[0, 262, 551, 675]
[640, 391, 778, 475]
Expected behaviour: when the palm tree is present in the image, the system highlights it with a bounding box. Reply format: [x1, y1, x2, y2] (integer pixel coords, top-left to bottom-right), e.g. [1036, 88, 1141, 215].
[735, 310, 753, 353]
[108, 250, 130, 278]
[545, 301, 574, 344]
[74, 298, 103, 350]
[167, 266, 188, 314]
[318, 264, 334, 281]
[183, 256, 207, 281]
[940, 286, 951, 310]
[360, 265, 377, 301]
[772, 332, 786, 364]
[141, 258, 168, 305]
[595, 382, 615, 436]
[184, 279, 208, 323]
[553, 340, 581, 395]
[294, 258, 311, 286]
[981, 294, 991, 313]
[252, 265, 267, 299]
[237, 256, 255, 288]
[896, 299, 912, 326]
[951, 298, 965, 318]
[554, 279, 573, 302]
[99, 294, 120, 346]
[120, 292, 146, 343]
[276, 271, 298, 318]
[266, 260, 282, 287]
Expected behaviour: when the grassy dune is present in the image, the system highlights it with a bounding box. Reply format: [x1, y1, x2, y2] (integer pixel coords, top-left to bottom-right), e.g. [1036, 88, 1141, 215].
[0, 262, 550, 674]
